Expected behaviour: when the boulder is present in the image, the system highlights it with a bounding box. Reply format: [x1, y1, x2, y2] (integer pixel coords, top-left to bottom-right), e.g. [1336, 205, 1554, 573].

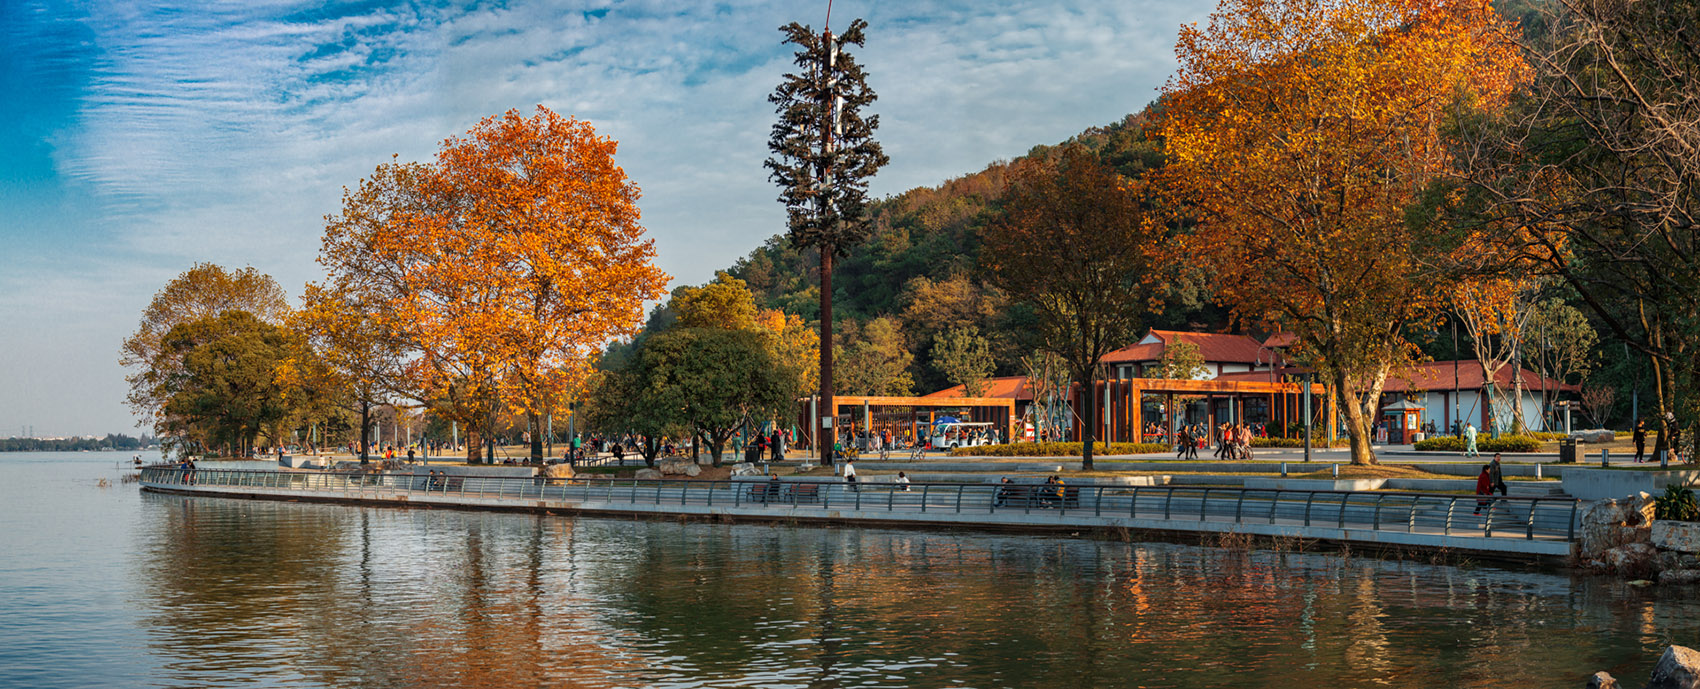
[1654, 521, 1700, 554]
[541, 464, 576, 480]
[634, 468, 663, 480]
[1586, 671, 1620, 689]
[1660, 551, 1688, 573]
[1645, 645, 1700, 689]
[657, 458, 701, 477]
[1605, 543, 1659, 576]
[728, 462, 763, 477]
[1660, 569, 1700, 585]
[1628, 492, 1657, 526]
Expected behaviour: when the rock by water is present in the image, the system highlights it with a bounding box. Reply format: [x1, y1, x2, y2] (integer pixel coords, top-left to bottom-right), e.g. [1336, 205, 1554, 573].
[1646, 645, 1700, 689]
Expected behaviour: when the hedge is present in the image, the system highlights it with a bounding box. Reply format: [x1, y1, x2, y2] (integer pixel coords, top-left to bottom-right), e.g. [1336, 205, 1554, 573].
[951, 442, 1169, 457]
[1250, 436, 1351, 449]
[1412, 435, 1542, 453]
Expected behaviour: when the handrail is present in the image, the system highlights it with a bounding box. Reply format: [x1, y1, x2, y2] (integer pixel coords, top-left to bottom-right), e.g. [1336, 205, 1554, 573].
[138, 465, 1581, 542]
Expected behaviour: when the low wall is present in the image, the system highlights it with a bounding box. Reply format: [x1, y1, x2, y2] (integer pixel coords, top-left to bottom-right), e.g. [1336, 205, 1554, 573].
[1561, 469, 1700, 501]
[142, 480, 1572, 562]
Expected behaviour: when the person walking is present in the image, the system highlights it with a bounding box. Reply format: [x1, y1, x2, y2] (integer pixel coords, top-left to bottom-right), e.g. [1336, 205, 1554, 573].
[1489, 453, 1508, 496]
[842, 457, 858, 492]
[1463, 422, 1479, 458]
[1474, 464, 1493, 515]
[1176, 427, 1192, 459]
[1634, 419, 1648, 463]
[770, 429, 784, 462]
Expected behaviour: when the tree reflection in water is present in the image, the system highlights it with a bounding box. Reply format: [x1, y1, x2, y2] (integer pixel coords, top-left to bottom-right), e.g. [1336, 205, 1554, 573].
[134, 494, 1700, 688]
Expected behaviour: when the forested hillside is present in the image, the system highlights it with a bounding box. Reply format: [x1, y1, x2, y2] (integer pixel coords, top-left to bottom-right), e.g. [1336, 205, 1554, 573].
[712, 108, 1231, 395]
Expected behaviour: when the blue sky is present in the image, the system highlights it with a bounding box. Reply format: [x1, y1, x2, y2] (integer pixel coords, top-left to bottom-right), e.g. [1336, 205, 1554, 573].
[0, 0, 1208, 437]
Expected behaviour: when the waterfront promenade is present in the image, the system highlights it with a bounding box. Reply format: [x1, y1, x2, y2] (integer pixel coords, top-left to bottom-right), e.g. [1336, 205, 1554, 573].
[140, 465, 1579, 562]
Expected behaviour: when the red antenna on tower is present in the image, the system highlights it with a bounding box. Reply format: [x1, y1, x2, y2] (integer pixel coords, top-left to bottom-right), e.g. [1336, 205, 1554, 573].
[825, 0, 833, 31]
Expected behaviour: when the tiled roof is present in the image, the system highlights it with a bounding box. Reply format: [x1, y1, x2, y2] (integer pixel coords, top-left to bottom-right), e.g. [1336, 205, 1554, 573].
[921, 376, 1034, 401]
[1220, 361, 1578, 393]
[1101, 329, 1274, 365]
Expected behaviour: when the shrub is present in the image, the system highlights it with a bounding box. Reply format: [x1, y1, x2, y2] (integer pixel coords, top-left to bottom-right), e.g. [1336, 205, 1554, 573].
[1656, 485, 1699, 522]
[1413, 434, 1542, 452]
[950, 442, 1168, 457]
[1250, 436, 1350, 448]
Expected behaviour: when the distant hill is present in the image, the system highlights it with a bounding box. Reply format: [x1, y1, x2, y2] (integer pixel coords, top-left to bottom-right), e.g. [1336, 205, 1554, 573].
[616, 108, 1237, 395]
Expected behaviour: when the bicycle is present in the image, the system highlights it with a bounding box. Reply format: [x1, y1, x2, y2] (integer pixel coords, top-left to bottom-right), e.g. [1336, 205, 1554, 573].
[909, 444, 927, 461]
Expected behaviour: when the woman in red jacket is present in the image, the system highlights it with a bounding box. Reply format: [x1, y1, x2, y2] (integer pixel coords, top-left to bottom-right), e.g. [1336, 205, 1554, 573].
[1474, 465, 1493, 515]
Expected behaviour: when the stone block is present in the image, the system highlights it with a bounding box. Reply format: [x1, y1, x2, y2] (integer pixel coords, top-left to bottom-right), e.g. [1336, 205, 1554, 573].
[728, 462, 763, 477]
[1572, 429, 1617, 444]
[1586, 671, 1619, 689]
[1605, 542, 1659, 575]
[634, 468, 663, 480]
[1660, 569, 1700, 585]
[1645, 645, 1700, 689]
[1654, 521, 1700, 554]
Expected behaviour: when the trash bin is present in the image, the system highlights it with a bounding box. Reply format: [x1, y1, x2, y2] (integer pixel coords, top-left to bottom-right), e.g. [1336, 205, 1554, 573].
[1558, 438, 1577, 463]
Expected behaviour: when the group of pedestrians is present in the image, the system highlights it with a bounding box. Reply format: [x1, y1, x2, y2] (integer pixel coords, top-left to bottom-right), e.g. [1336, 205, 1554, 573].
[1171, 423, 1256, 460]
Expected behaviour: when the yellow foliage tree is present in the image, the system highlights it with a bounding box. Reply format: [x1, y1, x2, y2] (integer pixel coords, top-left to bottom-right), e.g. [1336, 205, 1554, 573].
[1156, 0, 1528, 464]
[317, 106, 669, 462]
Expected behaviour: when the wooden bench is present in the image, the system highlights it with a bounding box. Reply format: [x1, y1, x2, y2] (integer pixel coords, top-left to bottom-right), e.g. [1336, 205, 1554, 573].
[994, 485, 1079, 509]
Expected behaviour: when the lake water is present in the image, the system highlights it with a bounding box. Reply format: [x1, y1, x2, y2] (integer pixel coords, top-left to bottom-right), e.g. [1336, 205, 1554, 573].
[2, 451, 1696, 688]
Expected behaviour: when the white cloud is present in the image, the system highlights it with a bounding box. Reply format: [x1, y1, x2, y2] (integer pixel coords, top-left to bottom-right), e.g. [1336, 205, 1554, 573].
[0, 0, 1210, 435]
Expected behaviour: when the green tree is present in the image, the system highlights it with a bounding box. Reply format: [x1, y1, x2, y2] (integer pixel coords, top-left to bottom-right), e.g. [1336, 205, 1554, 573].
[155, 311, 300, 457]
[932, 326, 995, 398]
[838, 316, 914, 396]
[122, 264, 290, 430]
[644, 328, 793, 466]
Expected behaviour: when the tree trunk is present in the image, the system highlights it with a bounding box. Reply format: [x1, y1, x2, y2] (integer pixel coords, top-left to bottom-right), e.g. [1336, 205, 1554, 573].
[819, 247, 834, 465]
[1081, 371, 1097, 472]
[1335, 369, 1378, 465]
[529, 411, 543, 462]
[708, 429, 726, 468]
[465, 427, 481, 464]
[642, 435, 660, 468]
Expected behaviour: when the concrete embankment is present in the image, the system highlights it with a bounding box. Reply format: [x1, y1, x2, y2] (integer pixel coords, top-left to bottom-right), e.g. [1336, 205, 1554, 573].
[140, 469, 1576, 564]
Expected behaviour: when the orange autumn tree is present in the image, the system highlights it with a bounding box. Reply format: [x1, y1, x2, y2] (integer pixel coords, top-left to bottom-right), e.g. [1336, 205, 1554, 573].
[317, 106, 669, 462]
[1155, 0, 1527, 464]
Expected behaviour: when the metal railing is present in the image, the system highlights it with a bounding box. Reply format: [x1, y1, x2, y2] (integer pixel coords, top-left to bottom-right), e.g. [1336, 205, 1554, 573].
[139, 466, 1580, 542]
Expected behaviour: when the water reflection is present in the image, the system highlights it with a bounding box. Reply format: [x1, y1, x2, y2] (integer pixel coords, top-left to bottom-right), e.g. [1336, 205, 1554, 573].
[129, 492, 1700, 688]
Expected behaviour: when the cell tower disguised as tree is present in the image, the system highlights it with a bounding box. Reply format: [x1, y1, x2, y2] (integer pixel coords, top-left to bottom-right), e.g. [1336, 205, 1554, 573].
[766, 15, 888, 456]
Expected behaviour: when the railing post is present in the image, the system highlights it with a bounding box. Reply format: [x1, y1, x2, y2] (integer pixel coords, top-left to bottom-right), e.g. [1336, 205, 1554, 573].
[735, 480, 743, 507]
[1200, 488, 1210, 521]
[1303, 491, 1315, 526]
[1484, 499, 1495, 538]
[1163, 487, 1173, 520]
[1338, 493, 1349, 529]
[1443, 498, 1456, 535]
[1131, 487, 1140, 518]
[855, 485, 862, 510]
[956, 486, 964, 514]
[921, 484, 930, 513]
[1270, 490, 1281, 524]
[1372, 494, 1385, 531]
[681, 482, 689, 506]
[888, 485, 895, 511]
[1234, 490, 1245, 523]
[655, 481, 663, 505]
[1525, 499, 1537, 540]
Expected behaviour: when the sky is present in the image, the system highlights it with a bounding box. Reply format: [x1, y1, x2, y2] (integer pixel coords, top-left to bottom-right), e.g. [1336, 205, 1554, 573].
[0, 0, 1210, 438]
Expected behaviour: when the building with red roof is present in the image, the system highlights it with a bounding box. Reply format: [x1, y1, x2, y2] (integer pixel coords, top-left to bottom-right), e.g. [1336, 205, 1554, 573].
[1100, 329, 1283, 380]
